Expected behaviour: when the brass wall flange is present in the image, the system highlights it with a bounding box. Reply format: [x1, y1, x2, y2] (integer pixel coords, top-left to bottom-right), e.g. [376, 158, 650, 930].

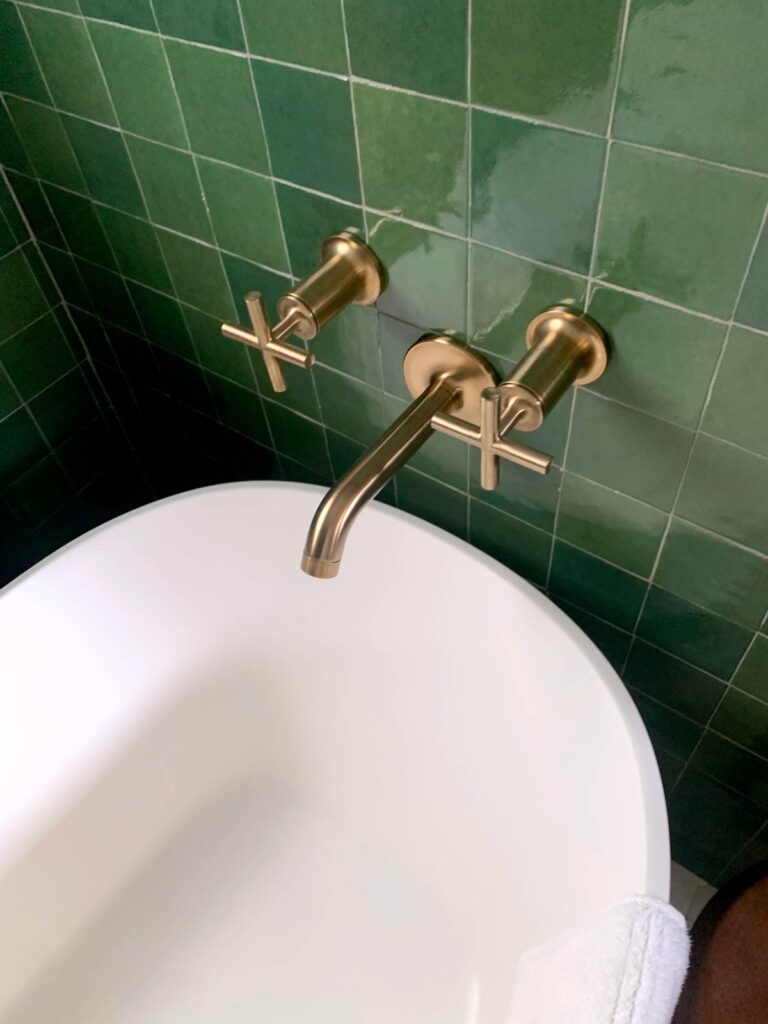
[403, 334, 497, 424]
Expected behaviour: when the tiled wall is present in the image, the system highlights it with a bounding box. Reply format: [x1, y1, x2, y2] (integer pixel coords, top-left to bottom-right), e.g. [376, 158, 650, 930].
[1, 0, 767, 884]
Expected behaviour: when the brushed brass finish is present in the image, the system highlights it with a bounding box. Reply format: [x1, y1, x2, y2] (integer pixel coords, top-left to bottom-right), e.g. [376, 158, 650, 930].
[403, 334, 497, 423]
[221, 231, 385, 393]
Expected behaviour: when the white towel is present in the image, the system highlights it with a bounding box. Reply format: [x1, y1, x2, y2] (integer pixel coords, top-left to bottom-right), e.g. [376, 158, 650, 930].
[508, 896, 690, 1024]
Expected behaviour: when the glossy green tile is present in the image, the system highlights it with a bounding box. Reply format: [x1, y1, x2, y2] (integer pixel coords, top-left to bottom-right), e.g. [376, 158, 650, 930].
[677, 435, 768, 555]
[469, 499, 551, 585]
[20, 8, 115, 124]
[556, 600, 632, 673]
[265, 403, 330, 475]
[6, 98, 86, 192]
[704, 327, 768, 457]
[314, 366, 389, 445]
[368, 217, 466, 331]
[588, 288, 725, 428]
[89, 23, 186, 147]
[1, 311, 76, 400]
[656, 751, 686, 797]
[0, 212, 16, 259]
[385, 394, 467, 490]
[152, 0, 244, 49]
[280, 454, 332, 487]
[354, 84, 468, 234]
[630, 691, 702, 762]
[276, 184, 364, 279]
[0, 250, 49, 342]
[711, 690, 768, 761]
[314, 305, 381, 387]
[183, 306, 254, 389]
[638, 586, 752, 679]
[253, 62, 360, 203]
[734, 636, 768, 703]
[206, 373, 268, 443]
[127, 137, 212, 242]
[129, 284, 195, 359]
[250, 348, 319, 420]
[615, 0, 768, 173]
[0, 366, 20, 420]
[0, 408, 49, 484]
[77, 259, 141, 332]
[29, 368, 99, 443]
[568, 390, 693, 510]
[107, 325, 162, 389]
[470, 244, 585, 360]
[64, 117, 145, 216]
[691, 732, 768, 809]
[656, 519, 768, 630]
[379, 314, 418, 401]
[80, 0, 154, 30]
[397, 469, 467, 540]
[6, 173, 59, 248]
[470, 450, 560, 532]
[596, 145, 768, 318]
[549, 541, 647, 630]
[5, 453, 74, 530]
[222, 253, 287, 326]
[0, 4, 50, 102]
[241, 0, 346, 73]
[345, 0, 467, 101]
[165, 43, 268, 174]
[157, 230, 235, 320]
[558, 473, 666, 577]
[472, 112, 605, 273]
[198, 160, 286, 271]
[624, 641, 725, 724]
[96, 207, 172, 292]
[0, 105, 33, 175]
[44, 185, 116, 269]
[154, 348, 214, 415]
[737, 227, 768, 332]
[41, 245, 93, 311]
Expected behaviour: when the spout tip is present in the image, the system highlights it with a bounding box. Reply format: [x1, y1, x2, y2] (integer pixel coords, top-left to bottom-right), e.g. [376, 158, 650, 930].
[300, 552, 340, 579]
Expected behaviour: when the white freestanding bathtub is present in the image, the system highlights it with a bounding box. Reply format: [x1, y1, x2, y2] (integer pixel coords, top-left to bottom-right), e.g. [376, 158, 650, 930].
[0, 482, 668, 1023]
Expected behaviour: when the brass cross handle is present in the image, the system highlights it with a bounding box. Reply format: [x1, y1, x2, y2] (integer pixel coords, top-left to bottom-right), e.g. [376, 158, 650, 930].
[221, 292, 314, 393]
[477, 386, 551, 489]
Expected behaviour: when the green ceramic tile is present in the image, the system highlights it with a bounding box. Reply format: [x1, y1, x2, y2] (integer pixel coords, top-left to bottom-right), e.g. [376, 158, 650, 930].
[549, 541, 647, 630]
[251, 347, 319, 419]
[470, 450, 561, 533]
[470, 244, 586, 360]
[0, 212, 16, 259]
[473, 0, 623, 133]
[183, 306, 254, 389]
[0, 4, 50, 102]
[657, 519, 768, 630]
[20, 8, 115, 124]
[6, 173, 59, 247]
[198, 160, 286, 271]
[241, 0, 346, 73]
[638, 586, 753, 679]
[154, 348, 214, 415]
[722, 826, 768, 885]
[206, 374, 269, 444]
[379, 314, 419, 401]
[152, 0, 244, 50]
[734, 636, 768, 704]
[558, 473, 666, 576]
[0, 105, 33, 175]
[277, 186, 364, 281]
[354, 84, 468, 234]
[704, 327, 768, 458]
[0, 366, 20, 419]
[314, 366, 389, 445]
[0, 408, 49, 484]
[129, 284, 195, 360]
[568, 390, 693, 510]
[107, 326, 162, 389]
[127, 137, 212, 241]
[630, 691, 702, 762]
[588, 288, 725, 428]
[556, 601, 632, 673]
[265, 403, 330, 475]
[345, 0, 467, 101]
[30, 368, 100, 445]
[80, 0, 154, 30]
[64, 117, 145, 216]
[1, 311, 76, 400]
[368, 217, 466, 331]
[656, 751, 686, 797]
[43, 185, 116, 269]
[624, 640, 725, 724]
[595, 145, 768, 318]
[691, 732, 768, 809]
[397, 469, 467, 540]
[615, 0, 768, 173]
[165, 43, 268, 174]
[711, 690, 768, 761]
[5, 453, 74, 530]
[77, 259, 142, 332]
[96, 207, 171, 292]
[279, 455, 332, 487]
[253, 62, 360, 203]
[41, 245, 93, 310]
[677, 435, 768, 555]
[89, 23, 186, 147]
[222, 253, 287, 326]
[0, 250, 49, 342]
[472, 112, 605, 273]
[469, 499, 551, 585]
[314, 305, 382, 387]
[737, 228, 768, 332]
[5, 98, 86, 192]
[157, 231, 234, 320]
[384, 394, 467, 490]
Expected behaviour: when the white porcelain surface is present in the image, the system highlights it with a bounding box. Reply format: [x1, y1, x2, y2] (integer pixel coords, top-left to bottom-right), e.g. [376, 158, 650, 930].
[0, 482, 669, 1023]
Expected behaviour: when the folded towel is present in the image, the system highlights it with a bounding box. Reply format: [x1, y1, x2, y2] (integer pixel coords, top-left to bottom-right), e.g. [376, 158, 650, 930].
[508, 896, 690, 1024]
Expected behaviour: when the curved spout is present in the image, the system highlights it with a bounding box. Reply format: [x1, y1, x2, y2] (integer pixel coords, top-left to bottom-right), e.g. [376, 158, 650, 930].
[301, 375, 459, 578]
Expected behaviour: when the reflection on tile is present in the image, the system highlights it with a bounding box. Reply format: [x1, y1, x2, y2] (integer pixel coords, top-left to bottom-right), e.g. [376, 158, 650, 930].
[704, 326, 768, 457]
